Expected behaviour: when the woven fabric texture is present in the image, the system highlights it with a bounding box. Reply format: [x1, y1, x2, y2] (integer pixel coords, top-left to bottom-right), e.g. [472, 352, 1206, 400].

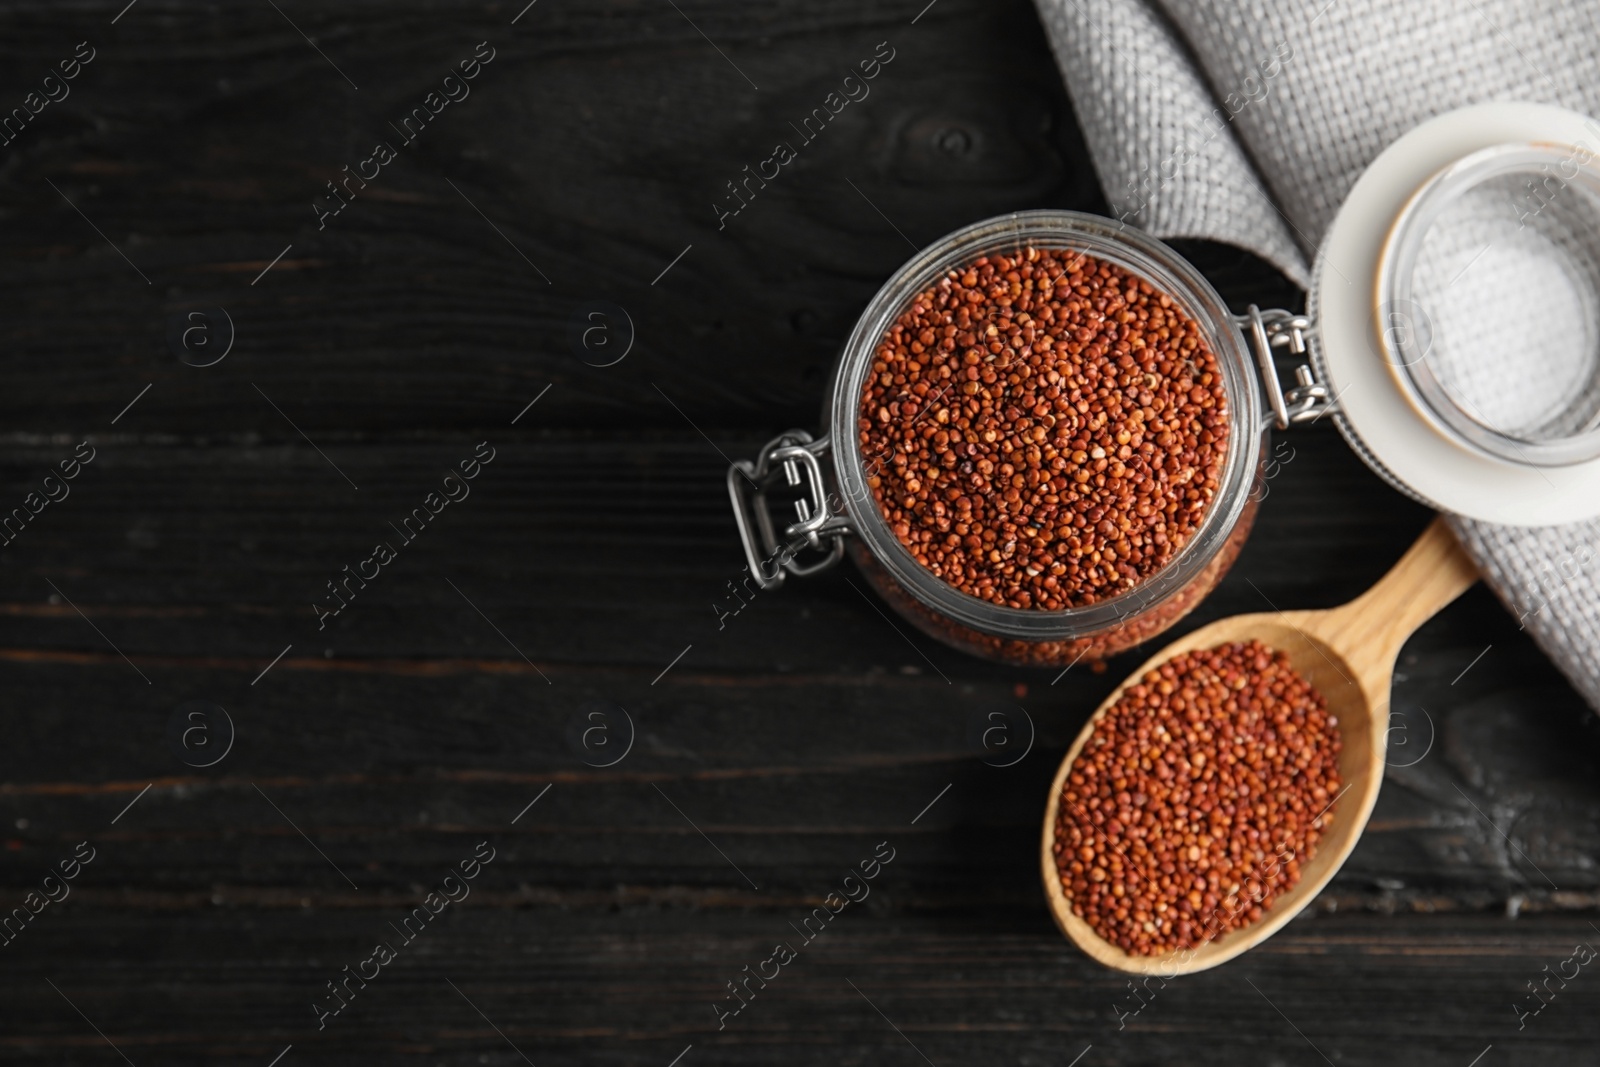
[1032, 0, 1600, 709]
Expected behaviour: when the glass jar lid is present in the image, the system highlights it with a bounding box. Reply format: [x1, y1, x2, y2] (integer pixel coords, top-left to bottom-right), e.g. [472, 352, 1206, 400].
[1311, 102, 1600, 525]
[1381, 142, 1600, 467]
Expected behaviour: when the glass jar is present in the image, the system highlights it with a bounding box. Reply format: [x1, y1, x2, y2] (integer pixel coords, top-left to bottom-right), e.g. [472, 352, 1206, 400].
[728, 211, 1294, 666]
[729, 103, 1600, 667]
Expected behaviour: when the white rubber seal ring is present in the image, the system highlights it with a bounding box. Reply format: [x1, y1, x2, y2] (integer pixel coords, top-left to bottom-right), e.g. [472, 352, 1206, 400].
[1310, 102, 1600, 526]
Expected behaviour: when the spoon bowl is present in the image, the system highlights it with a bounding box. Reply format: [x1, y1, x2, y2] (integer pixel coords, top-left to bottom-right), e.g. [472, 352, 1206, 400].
[1040, 517, 1478, 974]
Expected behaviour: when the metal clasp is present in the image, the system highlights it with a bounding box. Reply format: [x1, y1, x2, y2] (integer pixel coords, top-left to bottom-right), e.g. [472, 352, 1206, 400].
[727, 431, 848, 591]
[1237, 305, 1337, 429]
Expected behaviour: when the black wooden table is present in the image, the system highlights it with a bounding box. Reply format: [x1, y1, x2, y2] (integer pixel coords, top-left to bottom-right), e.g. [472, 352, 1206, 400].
[2, 2, 1597, 1064]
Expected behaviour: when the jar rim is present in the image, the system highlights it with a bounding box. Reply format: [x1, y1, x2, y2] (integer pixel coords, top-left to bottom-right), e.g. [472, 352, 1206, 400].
[827, 209, 1265, 640]
[1307, 102, 1600, 526]
[1377, 141, 1600, 467]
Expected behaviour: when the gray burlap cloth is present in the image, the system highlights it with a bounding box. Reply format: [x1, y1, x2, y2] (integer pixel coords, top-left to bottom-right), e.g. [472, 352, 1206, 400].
[1031, 0, 1600, 710]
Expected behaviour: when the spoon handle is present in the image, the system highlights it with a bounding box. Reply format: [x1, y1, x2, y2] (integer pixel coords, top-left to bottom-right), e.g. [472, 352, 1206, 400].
[1325, 516, 1479, 695]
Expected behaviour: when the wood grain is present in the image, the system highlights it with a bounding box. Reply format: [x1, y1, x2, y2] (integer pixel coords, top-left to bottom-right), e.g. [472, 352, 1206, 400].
[0, 0, 1594, 1062]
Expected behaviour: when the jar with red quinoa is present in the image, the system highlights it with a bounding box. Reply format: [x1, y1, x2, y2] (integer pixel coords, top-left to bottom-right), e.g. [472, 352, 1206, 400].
[728, 210, 1275, 668]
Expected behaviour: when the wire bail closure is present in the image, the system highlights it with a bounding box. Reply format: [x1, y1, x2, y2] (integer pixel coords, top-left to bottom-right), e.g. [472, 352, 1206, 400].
[727, 431, 847, 590]
[1239, 305, 1337, 430]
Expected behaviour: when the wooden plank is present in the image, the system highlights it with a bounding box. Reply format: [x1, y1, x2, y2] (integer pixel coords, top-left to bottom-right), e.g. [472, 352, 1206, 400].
[1, 911, 1596, 1064]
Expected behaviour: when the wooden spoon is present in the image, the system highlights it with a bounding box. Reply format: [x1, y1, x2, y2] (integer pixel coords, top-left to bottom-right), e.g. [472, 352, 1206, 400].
[1040, 517, 1478, 974]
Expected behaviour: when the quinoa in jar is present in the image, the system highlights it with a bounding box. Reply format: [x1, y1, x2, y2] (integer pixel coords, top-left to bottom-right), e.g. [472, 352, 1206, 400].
[730, 211, 1271, 667]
